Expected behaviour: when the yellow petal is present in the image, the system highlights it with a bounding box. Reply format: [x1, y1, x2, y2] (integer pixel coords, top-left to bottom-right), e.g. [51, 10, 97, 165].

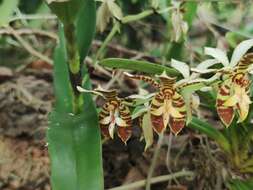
[115, 117, 128, 127]
[170, 106, 183, 118]
[151, 106, 165, 116]
[163, 112, 170, 129]
[99, 116, 111, 125]
[237, 101, 250, 122]
[223, 95, 238, 107]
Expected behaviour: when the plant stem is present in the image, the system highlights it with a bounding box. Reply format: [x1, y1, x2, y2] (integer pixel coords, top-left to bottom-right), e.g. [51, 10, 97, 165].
[95, 7, 173, 61]
[95, 22, 120, 61]
[122, 10, 154, 24]
[63, 23, 83, 114]
[145, 133, 164, 190]
[108, 170, 194, 190]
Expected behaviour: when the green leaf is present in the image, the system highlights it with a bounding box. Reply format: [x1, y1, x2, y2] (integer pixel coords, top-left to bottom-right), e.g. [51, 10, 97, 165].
[228, 178, 253, 190]
[183, 1, 197, 26]
[99, 58, 180, 76]
[188, 117, 231, 154]
[0, 0, 19, 27]
[47, 1, 103, 190]
[48, 111, 103, 190]
[49, 27, 104, 190]
[75, 0, 96, 62]
[53, 25, 73, 112]
[46, 0, 82, 24]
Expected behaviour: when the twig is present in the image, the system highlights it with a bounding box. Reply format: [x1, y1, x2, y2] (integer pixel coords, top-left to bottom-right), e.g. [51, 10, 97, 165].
[145, 133, 164, 190]
[5, 26, 53, 64]
[93, 40, 159, 62]
[8, 14, 57, 23]
[0, 28, 58, 41]
[107, 170, 194, 190]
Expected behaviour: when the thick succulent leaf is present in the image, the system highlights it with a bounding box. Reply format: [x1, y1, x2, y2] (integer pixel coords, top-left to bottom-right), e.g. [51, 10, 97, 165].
[171, 59, 190, 78]
[48, 111, 103, 190]
[141, 112, 154, 151]
[230, 39, 253, 68]
[53, 25, 73, 112]
[204, 47, 229, 67]
[99, 58, 180, 76]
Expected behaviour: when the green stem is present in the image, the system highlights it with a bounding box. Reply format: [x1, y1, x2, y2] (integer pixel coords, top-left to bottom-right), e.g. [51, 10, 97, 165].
[145, 133, 164, 190]
[122, 10, 154, 24]
[95, 22, 120, 61]
[95, 7, 173, 61]
[63, 23, 83, 113]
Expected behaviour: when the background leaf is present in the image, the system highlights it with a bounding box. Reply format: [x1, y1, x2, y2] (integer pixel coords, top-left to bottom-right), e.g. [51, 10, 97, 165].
[75, 0, 96, 61]
[0, 0, 19, 27]
[99, 58, 180, 76]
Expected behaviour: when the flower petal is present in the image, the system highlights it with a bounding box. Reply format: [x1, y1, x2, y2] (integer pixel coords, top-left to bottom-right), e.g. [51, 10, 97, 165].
[169, 117, 185, 135]
[217, 107, 235, 127]
[216, 81, 234, 127]
[117, 103, 132, 143]
[171, 59, 190, 79]
[108, 121, 116, 139]
[151, 114, 165, 134]
[223, 95, 238, 107]
[230, 39, 253, 68]
[204, 47, 229, 67]
[117, 126, 132, 144]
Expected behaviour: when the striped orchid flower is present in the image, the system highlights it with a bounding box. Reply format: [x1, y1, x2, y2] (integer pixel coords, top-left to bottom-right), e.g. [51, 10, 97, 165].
[77, 86, 132, 143]
[203, 39, 253, 126]
[125, 72, 187, 135]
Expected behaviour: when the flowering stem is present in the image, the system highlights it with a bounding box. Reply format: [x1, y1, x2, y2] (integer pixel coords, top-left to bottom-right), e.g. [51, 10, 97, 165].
[145, 133, 164, 190]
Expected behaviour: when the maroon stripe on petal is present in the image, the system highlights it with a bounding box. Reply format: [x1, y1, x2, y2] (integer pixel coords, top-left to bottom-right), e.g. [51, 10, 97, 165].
[151, 114, 165, 134]
[117, 126, 132, 143]
[217, 107, 234, 127]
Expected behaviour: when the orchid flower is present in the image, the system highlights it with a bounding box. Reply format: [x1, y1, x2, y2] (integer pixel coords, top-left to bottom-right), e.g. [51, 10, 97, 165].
[203, 39, 253, 126]
[125, 71, 187, 135]
[170, 59, 218, 123]
[77, 86, 132, 143]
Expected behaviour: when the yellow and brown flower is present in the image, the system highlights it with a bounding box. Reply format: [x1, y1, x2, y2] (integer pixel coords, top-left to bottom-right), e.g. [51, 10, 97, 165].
[150, 73, 186, 135]
[216, 73, 251, 127]
[125, 72, 187, 135]
[97, 88, 132, 143]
